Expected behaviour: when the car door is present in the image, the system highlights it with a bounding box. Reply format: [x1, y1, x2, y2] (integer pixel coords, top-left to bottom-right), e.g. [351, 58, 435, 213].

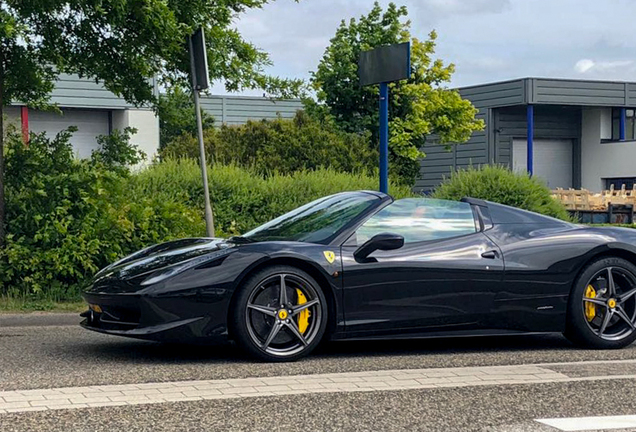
[340, 198, 504, 336]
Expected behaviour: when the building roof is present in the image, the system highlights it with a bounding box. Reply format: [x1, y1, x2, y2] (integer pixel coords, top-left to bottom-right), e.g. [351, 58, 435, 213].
[11, 74, 157, 111]
[457, 77, 636, 109]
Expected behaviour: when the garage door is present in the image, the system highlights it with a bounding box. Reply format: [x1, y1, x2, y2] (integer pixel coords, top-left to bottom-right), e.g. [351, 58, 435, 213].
[29, 109, 110, 158]
[512, 138, 573, 189]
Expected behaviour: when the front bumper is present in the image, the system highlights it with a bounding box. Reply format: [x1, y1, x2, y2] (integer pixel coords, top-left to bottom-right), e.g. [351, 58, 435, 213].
[81, 289, 231, 344]
[80, 315, 221, 343]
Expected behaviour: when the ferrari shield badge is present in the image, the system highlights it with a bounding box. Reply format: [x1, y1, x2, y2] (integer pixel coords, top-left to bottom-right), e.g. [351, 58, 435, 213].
[323, 251, 336, 264]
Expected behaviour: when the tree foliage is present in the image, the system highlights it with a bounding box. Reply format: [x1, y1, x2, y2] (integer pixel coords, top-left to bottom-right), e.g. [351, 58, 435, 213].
[309, 2, 484, 185]
[0, 0, 303, 245]
[7, 0, 303, 106]
[157, 86, 215, 150]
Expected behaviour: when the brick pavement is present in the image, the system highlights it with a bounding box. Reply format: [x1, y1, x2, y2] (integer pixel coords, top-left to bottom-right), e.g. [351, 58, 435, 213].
[1, 361, 634, 414]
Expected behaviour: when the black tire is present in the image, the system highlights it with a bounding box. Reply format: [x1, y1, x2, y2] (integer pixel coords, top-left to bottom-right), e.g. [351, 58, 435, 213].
[230, 265, 328, 362]
[565, 257, 636, 349]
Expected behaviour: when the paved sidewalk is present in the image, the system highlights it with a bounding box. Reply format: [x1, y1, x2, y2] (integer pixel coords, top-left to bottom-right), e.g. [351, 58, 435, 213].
[5, 361, 636, 415]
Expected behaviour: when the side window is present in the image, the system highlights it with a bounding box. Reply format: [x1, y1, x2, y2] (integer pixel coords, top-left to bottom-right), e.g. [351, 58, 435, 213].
[355, 198, 478, 245]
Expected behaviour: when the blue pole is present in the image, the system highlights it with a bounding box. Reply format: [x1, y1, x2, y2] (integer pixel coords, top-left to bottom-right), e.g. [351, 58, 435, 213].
[620, 108, 626, 141]
[527, 104, 534, 176]
[379, 82, 389, 194]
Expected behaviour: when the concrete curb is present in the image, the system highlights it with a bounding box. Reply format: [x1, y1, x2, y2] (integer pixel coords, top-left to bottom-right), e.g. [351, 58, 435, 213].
[0, 313, 81, 327]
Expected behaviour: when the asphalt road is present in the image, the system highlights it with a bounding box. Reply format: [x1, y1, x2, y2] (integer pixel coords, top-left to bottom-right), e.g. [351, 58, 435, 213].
[2, 325, 636, 431]
[4, 325, 636, 391]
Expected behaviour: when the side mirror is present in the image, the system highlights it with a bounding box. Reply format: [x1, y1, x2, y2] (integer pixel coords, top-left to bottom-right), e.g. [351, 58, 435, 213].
[354, 232, 404, 262]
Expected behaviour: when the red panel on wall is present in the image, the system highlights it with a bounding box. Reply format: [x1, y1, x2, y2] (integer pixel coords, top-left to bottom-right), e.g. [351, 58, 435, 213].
[20, 106, 29, 144]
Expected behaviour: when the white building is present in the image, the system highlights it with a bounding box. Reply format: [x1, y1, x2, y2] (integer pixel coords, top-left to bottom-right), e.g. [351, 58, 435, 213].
[6, 75, 303, 162]
[6, 74, 160, 161]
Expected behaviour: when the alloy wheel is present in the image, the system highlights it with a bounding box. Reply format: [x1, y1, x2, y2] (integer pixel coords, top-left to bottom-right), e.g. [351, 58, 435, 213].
[582, 266, 636, 341]
[245, 273, 323, 358]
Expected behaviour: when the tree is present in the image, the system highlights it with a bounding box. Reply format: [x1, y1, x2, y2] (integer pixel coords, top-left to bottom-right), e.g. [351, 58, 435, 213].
[157, 86, 215, 151]
[0, 0, 303, 244]
[309, 2, 484, 185]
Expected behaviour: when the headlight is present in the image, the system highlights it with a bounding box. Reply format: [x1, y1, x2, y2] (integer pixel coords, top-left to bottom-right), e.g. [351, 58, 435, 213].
[140, 248, 236, 286]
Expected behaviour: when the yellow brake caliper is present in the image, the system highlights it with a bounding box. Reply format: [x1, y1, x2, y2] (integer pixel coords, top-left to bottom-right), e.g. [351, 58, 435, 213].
[296, 289, 310, 334]
[585, 285, 597, 322]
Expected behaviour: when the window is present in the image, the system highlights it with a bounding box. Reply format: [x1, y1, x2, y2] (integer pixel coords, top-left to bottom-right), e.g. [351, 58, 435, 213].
[605, 177, 636, 191]
[353, 198, 478, 245]
[611, 108, 636, 141]
[243, 193, 378, 244]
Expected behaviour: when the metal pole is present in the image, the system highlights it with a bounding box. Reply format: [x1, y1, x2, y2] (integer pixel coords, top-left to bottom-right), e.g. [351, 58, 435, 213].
[527, 104, 534, 176]
[189, 36, 215, 237]
[379, 82, 389, 194]
[620, 108, 626, 141]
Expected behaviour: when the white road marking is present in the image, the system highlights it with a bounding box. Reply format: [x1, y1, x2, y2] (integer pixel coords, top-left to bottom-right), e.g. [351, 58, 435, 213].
[537, 415, 636, 431]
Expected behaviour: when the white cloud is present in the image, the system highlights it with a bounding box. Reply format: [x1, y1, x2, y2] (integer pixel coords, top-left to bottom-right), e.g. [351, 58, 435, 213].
[574, 59, 635, 76]
[574, 59, 595, 74]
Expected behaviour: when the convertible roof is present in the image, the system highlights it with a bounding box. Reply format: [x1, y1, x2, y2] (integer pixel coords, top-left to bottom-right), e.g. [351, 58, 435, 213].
[357, 190, 389, 199]
[462, 197, 571, 226]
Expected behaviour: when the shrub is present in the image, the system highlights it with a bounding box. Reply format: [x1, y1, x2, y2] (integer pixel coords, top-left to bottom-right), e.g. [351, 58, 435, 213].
[160, 111, 378, 177]
[0, 130, 204, 299]
[91, 127, 146, 171]
[432, 165, 571, 220]
[130, 158, 416, 237]
[1, 126, 413, 300]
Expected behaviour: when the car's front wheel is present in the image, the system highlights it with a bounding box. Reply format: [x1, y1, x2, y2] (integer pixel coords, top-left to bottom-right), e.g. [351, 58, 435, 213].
[231, 265, 328, 362]
[565, 257, 636, 349]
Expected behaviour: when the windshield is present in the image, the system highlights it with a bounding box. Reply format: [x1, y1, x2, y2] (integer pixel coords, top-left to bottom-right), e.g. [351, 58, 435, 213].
[242, 193, 380, 244]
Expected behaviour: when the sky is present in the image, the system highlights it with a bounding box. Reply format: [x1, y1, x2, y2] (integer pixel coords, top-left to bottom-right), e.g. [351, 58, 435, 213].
[211, 0, 636, 95]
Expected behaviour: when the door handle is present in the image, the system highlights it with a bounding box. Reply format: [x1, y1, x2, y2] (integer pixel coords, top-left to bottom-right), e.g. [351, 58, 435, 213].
[481, 250, 499, 259]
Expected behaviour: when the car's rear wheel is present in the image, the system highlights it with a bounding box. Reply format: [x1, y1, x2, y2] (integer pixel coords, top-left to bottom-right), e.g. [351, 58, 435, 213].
[565, 257, 636, 349]
[231, 265, 328, 362]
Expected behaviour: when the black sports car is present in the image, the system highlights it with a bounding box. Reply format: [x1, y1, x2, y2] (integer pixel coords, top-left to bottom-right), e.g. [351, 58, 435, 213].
[82, 191, 636, 361]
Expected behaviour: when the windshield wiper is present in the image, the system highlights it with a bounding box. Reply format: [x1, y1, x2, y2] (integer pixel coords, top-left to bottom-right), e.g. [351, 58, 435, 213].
[226, 236, 255, 244]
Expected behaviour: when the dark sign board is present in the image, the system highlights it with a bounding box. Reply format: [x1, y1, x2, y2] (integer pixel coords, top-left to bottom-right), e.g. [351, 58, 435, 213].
[358, 42, 410, 86]
[190, 28, 210, 90]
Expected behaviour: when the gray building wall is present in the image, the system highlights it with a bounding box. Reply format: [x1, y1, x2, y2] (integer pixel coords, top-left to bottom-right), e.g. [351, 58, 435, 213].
[44, 74, 157, 110]
[416, 79, 526, 192]
[199, 95, 303, 126]
[494, 105, 581, 165]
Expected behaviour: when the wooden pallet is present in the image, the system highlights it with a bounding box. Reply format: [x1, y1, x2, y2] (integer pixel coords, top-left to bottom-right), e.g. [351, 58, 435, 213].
[601, 184, 636, 206]
[552, 188, 602, 211]
[553, 186, 636, 211]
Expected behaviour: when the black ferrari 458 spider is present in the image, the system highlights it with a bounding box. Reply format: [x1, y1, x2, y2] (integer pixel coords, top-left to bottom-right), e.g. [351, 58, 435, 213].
[82, 191, 636, 361]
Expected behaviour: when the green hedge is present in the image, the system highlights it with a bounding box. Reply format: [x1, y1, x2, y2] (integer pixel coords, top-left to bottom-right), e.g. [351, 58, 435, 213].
[432, 165, 571, 220]
[130, 158, 415, 237]
[1, 130, 205, 299]
[160, 111, 378, 178]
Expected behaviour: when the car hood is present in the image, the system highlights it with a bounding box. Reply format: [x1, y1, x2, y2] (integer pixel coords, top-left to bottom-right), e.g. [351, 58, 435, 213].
[90, 238, 232, 287]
